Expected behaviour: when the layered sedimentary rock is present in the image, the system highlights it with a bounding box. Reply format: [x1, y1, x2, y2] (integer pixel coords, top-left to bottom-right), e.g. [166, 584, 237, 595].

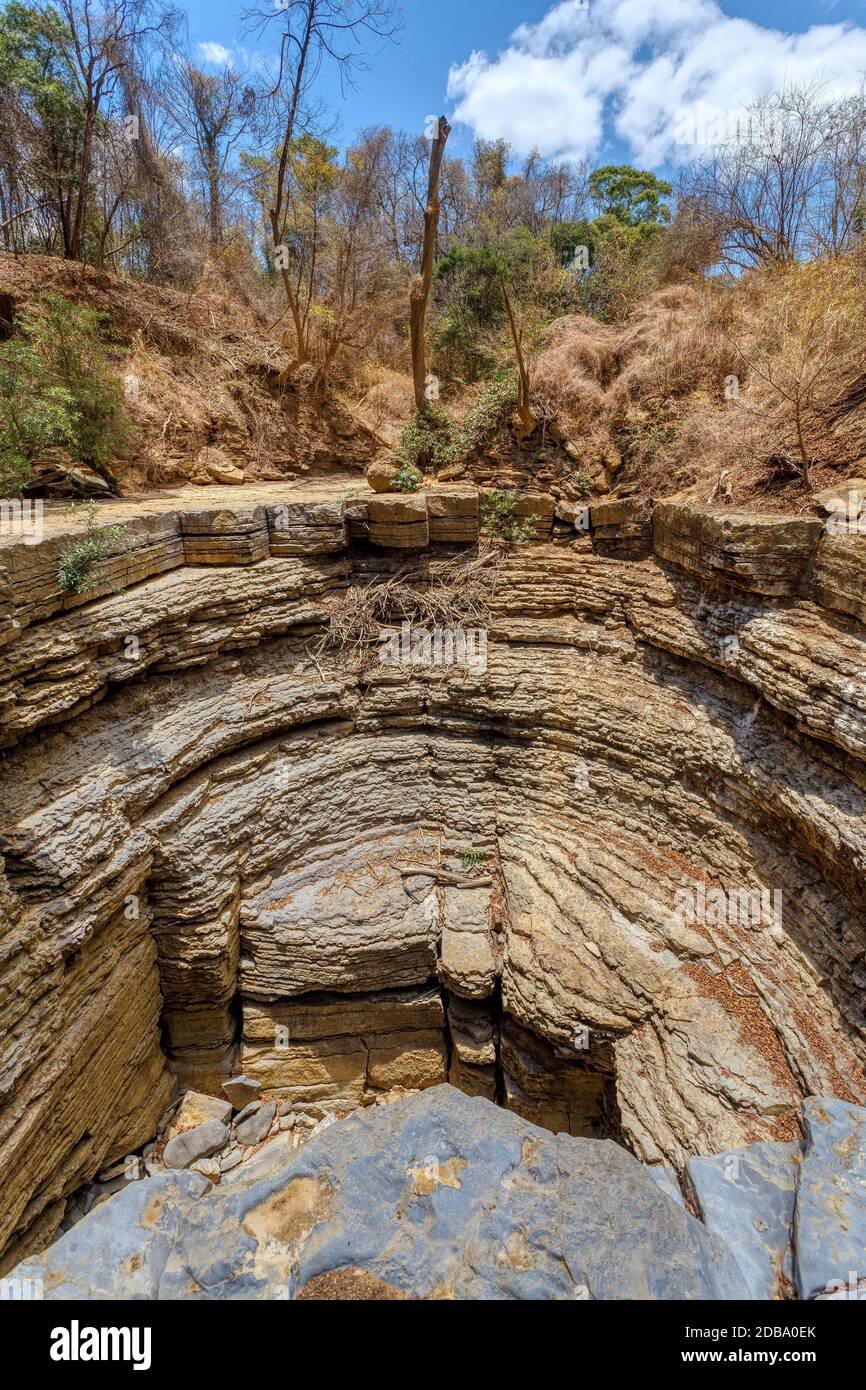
[2, 482, 866, 1270]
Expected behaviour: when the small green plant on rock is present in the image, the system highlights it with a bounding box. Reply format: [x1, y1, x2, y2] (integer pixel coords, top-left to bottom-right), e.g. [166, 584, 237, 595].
[57, 502, 128, 595]
[570, 468, 595, 498]
[479, 489, 539, 544]
[393, 461, 421, 492]
[459, 847, 486, 872]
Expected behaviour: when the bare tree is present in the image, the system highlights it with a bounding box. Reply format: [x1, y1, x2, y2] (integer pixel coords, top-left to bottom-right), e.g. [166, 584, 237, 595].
[164, 58, 254, 251]
[244, 0, 399, 373]
[409, 114, 450, 413]
[50, 0, 179, 260]
[681, 83, 866, 271]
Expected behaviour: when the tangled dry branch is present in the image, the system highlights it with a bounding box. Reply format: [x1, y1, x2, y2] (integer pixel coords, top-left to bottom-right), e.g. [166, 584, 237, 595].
[312, 542, 505, 674]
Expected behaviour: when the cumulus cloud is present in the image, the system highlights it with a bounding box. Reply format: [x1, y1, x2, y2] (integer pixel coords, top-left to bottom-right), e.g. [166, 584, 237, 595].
[197, 41, 233, 67]
[446, 0, 866, 165]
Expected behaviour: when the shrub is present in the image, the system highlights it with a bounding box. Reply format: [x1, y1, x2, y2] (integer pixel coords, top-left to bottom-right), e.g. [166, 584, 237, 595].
[396, 374, 520, 473]
[479, 490, 539, 544]
[57, 502, 128, 595]
[458, 848, 486, 872]
[392, 461, 421, 492]
[0, 294, 128, 495]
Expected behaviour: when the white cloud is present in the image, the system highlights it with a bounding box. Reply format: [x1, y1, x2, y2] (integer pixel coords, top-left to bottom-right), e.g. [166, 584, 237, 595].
[198, 41, 233, 67]
[446, 0, 866, 166]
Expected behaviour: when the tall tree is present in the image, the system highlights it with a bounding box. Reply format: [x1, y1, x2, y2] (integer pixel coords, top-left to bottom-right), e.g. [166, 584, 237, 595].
[165, 58, 254, 251]
[409, 113, 449, 413]
[244, 0, 399, 373]
[49, 0, 178, 260]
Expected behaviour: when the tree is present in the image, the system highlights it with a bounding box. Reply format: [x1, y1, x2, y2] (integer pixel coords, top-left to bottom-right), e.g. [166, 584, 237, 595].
[679, 84, 866, 271]
[0, 2, 81, 252]
[51, 0, 178, 260]
[588, 165, 672, 227]
[0, 0, 180, 262]
[409, 113, 449, 412]
[244, 0, 399, 374]
[165, 58, 253, 251]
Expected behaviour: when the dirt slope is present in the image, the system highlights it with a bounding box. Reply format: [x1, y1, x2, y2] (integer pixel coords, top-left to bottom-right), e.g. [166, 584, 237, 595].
[0, 253, 380, 495]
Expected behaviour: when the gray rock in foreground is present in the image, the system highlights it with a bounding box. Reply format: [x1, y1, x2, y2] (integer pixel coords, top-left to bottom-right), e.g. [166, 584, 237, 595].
[11, 1087, 748, 1301]
[222, 1075, 261, 1110]
[795, 1097, 866, 1300]
[684, 1141, 800, 1300]
[14, 1172, 210, 1300]
[163, 1119, 229, 1170]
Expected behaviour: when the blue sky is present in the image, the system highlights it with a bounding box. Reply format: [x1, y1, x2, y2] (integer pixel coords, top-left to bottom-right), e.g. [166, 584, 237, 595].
[185, 0, 866, 168]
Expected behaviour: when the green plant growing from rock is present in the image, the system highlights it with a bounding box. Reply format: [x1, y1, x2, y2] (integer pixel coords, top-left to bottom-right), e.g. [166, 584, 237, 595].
[0, 294, 128, 495]
[458, 847, 486, 872]
[397, 374, 520, 475]
[57, 502, 128, 595]
[392, 460, 421, 492]
[479, 489, 539, 544]
[570, 467, 595, 498]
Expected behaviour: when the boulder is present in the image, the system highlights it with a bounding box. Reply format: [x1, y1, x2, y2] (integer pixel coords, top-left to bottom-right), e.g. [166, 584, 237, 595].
[201, 448, 245, 486]
[794, 1097, 866, 1299]
[168, 1091, 232, 1135]
[222, 1075, 262, 1110]
[235, 1101, 276, 1148]
[684, 1141, 800, 1300]
[365, 458, 401, 493]
[162, 1120, 229, 1171]
[11, 1087, 750, 1300]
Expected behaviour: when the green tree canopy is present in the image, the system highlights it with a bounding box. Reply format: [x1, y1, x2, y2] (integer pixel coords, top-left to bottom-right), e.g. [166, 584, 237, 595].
[588, 165, 673, 227]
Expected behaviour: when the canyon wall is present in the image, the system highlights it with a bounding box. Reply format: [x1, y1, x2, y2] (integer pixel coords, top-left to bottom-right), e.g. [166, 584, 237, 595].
[1, 483, 865, 1269]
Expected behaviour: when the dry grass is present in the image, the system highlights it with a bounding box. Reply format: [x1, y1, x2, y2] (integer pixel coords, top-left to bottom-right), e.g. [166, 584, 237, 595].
[314, 543, 504, 674]
[351, 364, 415, 449]
[530, 252, 866, 509]
[0, 251, 379, 494]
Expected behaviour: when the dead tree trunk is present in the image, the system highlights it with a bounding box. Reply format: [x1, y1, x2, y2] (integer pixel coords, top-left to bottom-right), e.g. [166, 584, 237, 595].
[409, 116, 450, 414]
[502, 281, 535, 435]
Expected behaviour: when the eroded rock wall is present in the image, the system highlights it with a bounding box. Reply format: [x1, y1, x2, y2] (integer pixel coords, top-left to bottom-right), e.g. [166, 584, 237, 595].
[1, 485, 865, 1267]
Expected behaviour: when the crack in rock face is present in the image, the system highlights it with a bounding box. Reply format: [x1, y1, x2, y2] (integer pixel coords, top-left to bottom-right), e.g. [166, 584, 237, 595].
[1, 486, 865, 1273]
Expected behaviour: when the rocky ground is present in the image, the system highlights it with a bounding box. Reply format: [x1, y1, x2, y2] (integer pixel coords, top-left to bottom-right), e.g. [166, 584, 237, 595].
[11, 1086, 866, 1301]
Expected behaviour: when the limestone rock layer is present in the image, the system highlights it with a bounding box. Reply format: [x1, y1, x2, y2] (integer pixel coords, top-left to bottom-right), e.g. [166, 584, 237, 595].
[1, 484, 865, 1268]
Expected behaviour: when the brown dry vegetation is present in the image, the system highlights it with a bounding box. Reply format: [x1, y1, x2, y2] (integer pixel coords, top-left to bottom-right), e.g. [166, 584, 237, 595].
[531, 253, 866, 511]
[0, 251, 379, 494]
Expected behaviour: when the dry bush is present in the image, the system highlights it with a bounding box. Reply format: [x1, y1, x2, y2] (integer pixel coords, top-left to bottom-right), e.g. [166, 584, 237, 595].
[528, 253, 866, 507]
[531, 314, 615, 446]
[314, 544, 504, 674]
[711, 255, 866, 483]
[350, 364, 415, 447]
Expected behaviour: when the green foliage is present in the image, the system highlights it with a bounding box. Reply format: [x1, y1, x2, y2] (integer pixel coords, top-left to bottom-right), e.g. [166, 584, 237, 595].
[479, 489, 539, 544]
[588, 166, 673, 227]
[0, 294, 128, 494]
[458, 847, 485, 872]
[570, 468, 595, 498]
[432, 244, 505, 380]
[432, 232, 575, 381]
[549, 168, 674, 322]
[397, 374, 520, 472]
[57, 502, 127, 595]
[0, 4, 82, 196]
[392, 460, 421, 492]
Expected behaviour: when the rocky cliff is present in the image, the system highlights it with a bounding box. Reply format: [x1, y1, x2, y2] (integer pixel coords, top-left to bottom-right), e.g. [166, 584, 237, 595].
[1, 480, 865, 1278]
